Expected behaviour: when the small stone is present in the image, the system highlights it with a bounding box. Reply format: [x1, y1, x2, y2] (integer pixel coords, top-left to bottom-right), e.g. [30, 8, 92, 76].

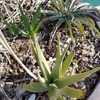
[82, 49, 88, 55]
[82, 57, 89, 62]
[28, 94, 36, 100]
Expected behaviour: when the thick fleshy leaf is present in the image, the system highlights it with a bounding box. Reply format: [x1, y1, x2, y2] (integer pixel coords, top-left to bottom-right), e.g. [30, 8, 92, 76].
[33, 38, 51, 80]
[68, 23, 75, 41]
[31, 38, 50, 80]
[43, 15, 62, 22]
[65, 0, 72, 10]
[61, 52, 74, 77]
[31, 40, 47, 80]
[60, 86, 85, 99]
[79, 21, 85, 33]
[74, 20, 84, 33]
[31, 7, 43, 36]
[51, 33, 62, 79]
[74, 3, 90, 11]
[88, 17, 100, 37]
[48, 84, 59, 100]
[57, 96, 64, 100]
[70, 0, 76, 9]
[55, 66, 100, 88]
[23, 82, 47, 93]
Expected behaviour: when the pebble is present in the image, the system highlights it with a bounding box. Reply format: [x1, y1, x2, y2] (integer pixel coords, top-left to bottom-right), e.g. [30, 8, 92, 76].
[28, 94, 36, 100]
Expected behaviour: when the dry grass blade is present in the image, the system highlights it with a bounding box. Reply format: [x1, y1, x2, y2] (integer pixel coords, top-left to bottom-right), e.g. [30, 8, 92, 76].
[0, 30, 37, 80]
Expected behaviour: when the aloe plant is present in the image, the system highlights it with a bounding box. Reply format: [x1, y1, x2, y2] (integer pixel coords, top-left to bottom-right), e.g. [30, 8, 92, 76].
[6, 2, 43, 37]
[41, 0, 100, 39]
[24, 33, 100, 100]
[1, 22, 100, 99]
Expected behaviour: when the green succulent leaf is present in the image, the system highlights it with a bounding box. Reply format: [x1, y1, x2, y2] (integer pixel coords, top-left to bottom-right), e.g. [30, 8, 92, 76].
[51, 34, 62, 79]
[30, 7, 43, 36]
[18, 2, 42, 37]
[61, 52, 74, 77]
[88, 17, 95, 27]
[74, 20, 84, 33]
[79, 22, 84, 33]
[43, 0, 100, 38]
[33, 38, 51, 80]
[55, 66, 100, 88]
[51, 37, 74, 79]
[57, 96, 64, 100]
[88, 17, 100, 37]
[48, 84, 59, 100]
[69, 24, 74, 40]
[60, 86, 85, 99]
[23, 82, 47, 92]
